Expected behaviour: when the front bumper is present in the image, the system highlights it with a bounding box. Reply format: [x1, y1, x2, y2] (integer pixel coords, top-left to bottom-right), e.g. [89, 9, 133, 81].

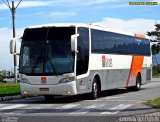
[20, 81, 77, 96]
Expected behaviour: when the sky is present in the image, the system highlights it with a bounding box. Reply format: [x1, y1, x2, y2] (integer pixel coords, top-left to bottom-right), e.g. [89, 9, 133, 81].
[0, 0, 160, 70]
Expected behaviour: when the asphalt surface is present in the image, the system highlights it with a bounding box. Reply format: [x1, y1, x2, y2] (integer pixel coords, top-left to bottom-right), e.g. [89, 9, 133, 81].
[0, 81, 160, 122]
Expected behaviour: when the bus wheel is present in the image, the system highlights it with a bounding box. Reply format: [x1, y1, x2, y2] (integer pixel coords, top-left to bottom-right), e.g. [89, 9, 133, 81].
[134, 74, 141, 91]
[44, 95, 54, 102]
[91, 78, 99, 99]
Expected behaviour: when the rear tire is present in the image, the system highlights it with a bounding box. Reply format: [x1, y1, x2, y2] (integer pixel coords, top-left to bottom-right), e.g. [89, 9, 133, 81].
[133, 74, 141, 91]
[90, 78, 99, 99]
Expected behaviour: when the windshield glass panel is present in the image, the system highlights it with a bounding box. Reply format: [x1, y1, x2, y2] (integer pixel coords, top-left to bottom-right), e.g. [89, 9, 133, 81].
[19, 27, 75, 76]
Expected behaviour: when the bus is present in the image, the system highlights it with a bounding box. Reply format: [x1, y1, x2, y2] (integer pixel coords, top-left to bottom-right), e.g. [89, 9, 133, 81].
[10, 23, 152, 100]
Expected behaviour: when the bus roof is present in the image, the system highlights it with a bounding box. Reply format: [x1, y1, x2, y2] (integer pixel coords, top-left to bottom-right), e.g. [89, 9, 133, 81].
[28, 23, 88, 28]
[27, 23, 149, 39]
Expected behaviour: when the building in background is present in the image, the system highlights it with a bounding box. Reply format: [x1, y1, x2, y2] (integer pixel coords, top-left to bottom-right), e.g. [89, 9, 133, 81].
[0, 70, 14, 77]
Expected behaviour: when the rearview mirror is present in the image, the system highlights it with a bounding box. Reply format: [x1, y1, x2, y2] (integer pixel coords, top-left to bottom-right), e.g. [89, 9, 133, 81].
[10, 38, 16, 54]
[10, 38, 21, 54]
[71, 34, 79, 53]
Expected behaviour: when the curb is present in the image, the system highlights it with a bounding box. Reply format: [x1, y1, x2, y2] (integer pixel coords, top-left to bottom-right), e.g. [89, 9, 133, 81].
[0, 95, 36, 102]
[0, 95, 23, 102]
[152, 78, 160, 82]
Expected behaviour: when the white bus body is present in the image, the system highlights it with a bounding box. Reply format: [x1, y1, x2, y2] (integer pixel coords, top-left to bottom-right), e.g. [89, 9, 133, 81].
[14, 23, 151, 100]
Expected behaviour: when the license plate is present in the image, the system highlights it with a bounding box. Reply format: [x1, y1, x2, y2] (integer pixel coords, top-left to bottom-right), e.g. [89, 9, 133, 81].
[39, 88, 49, 91]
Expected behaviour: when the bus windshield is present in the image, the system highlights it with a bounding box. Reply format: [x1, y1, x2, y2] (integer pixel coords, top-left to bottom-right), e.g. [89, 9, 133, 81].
[19, 27, 75, 76]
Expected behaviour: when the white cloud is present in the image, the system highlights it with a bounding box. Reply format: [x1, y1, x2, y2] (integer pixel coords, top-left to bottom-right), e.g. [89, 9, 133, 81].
[98, 17, 160, 34]
[98, 4, 128, 9]
[50, 12, 76, 18]
[0, 27, 23, 70]
[84, 0, 118, 6]
[48, 0, 118, 6]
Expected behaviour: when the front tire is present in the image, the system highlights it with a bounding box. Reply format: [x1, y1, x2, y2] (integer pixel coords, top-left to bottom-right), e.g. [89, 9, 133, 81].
[91, 78, 99, 99]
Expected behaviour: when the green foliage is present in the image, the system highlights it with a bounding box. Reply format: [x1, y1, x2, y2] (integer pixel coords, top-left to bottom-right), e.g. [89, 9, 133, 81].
[0, 75, 4, 82]
[147, 24, 160, 55]
[147, 97, 160, 108]
[0, 83, 20, 97]
[152, 73, 160, 78]
[147, 24, 160, 39]
[152, 66, 160, 74]
[152, 44, 160, 55]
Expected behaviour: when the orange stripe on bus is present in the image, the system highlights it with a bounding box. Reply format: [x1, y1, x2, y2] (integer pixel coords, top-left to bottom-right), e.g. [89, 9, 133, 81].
[126, 56, 144, 87]
[131, 56, 144, 77]
[134, 33, 146, 39]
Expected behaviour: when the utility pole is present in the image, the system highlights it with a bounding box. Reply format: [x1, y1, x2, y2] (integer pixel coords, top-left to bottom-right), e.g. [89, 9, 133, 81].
[2, 0, 22, 83]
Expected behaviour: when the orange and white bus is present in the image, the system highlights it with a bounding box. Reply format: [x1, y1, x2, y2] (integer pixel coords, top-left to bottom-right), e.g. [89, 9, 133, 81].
[10, 23, 152, 100]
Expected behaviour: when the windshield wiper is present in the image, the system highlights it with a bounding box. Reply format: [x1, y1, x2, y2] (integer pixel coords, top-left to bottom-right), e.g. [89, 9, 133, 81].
[45, 48, 57, 74]
[31, 56, 43, 74]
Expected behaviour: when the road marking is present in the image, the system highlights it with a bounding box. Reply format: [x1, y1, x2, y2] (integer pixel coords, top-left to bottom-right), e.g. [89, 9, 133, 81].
[0, 104, 27, 111]
[29, 104, 80, 115]
[23, 104, 54, 113]
[84, 100, 103, 102]
[6, 110, 26, 115]
[84, 96, 124, 102]
[69, 104, 105, 115]
[5, 104, 54, 115]
[55, 104, 79, 111]
[105, 99, 140, 102]
[136, 101, 145, 104]
[0, 104, 5, 107]
[105, 96, 123, 100]
[101, 104, 133, 115]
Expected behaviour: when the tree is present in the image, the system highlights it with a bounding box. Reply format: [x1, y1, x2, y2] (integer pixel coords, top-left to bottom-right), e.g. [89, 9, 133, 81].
[148, 24, 160, 75]
[147, 24, 160, 55]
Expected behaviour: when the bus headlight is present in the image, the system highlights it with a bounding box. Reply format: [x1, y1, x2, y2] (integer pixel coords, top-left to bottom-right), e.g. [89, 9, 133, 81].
[21, 78, 30, 84]
[59, 77, 74, 83]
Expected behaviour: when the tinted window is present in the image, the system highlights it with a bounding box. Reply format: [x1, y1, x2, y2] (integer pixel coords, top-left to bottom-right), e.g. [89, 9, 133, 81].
[103, 32, 116, 53]
[134, 37, 151, 56]
[91, 29, 150, 56]
[76, 27, 89, 75]
[115, 34, 128, 54]
[20, 27, 75, 76]
[91, 30, 116, 53]
[23, 28, 48, 41]
[91, 30, 104, 53]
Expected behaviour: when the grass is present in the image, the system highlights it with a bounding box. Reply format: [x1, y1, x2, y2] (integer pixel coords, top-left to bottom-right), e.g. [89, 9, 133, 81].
[152, 73, 160, 78]
[0, 83, 21, 97]
[147, 97, 160, 108]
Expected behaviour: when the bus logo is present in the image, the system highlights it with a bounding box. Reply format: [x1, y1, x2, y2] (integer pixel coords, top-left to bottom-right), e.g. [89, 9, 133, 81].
[41, 77, 47, 84]
[102, 55, 113, 67]
[102, 55, 106, 62]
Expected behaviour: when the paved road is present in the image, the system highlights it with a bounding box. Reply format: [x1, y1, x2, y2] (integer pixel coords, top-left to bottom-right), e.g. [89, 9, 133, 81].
[0, 81, 160, 122]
